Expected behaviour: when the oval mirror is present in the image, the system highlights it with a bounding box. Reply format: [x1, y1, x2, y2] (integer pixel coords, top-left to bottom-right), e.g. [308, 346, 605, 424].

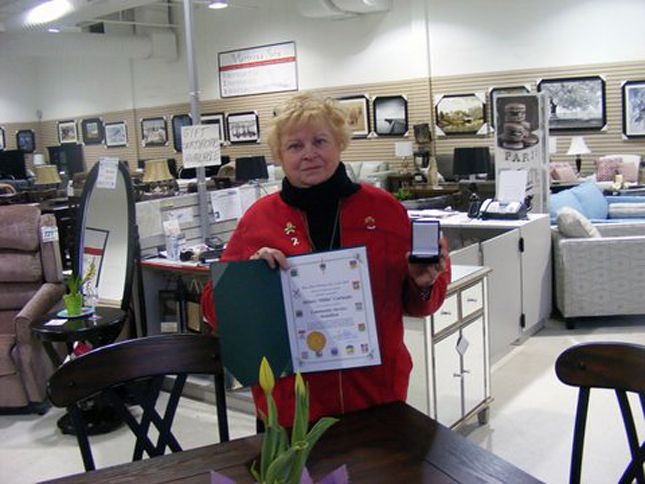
[74, 161, 136, 312]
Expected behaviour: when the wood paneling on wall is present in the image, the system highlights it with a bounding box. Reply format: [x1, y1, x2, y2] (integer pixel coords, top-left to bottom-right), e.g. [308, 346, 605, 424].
[430, 60, 645, 175]
[0, 121, 41, 159]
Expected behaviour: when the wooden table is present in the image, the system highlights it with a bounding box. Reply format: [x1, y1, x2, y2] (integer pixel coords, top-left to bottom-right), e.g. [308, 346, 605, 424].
[46, 402, 542, 483]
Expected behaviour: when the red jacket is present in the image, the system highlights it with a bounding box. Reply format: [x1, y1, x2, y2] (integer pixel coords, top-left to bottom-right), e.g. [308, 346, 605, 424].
[201, 184, 451, 426]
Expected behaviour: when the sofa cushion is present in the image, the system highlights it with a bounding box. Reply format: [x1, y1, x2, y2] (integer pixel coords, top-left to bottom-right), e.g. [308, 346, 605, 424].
[0, 252, 43, 282]
[618, 162, 639, 183]
[0, 334, 17, 376]
[608, 203, 645, 219]
[0, 205, 41, 251]
[550, 189, 585, 221]
[595, 157, 622, 181]
[557, 207, 601, 238]
[553, 165, 578, 182]
[570, 182, 609, 220]
[0, 283, 41, 310]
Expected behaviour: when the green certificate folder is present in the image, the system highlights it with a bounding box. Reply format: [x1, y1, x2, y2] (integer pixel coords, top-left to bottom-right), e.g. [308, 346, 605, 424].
[211, 260, 292, 387]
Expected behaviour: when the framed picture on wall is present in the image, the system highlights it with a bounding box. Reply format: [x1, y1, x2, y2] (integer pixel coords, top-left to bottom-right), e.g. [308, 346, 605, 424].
[537, 76, 606, 131]
[373, 95, 408, 136]
[622, 80, 645, 138]
[489, 85, 531, 130]
[337, 95, 370, 138]
[434, 93, 487, 136]
[227, 112, 260, 143]
[141, 117, 168, 147]
[0, 127, 5, 151]
[81, 118, 105, 145]
[171, 114, 192, 152]
[58, 120, 78, 144]
[16, 129, 35, 153]
[105, 121, 128, 148]
[201, 112, 226, 144]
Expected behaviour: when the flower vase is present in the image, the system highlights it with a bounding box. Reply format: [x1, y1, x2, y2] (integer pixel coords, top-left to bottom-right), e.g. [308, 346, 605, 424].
[63, 293, 83, 317]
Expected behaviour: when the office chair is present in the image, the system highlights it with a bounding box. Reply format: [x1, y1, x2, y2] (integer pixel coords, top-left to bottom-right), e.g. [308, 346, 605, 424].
[555, 342, 645, 484]
[48, 334, 230, 471]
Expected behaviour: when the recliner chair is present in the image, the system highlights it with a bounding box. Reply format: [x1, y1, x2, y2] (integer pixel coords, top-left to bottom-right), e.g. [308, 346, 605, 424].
[0, 205, 65, 413]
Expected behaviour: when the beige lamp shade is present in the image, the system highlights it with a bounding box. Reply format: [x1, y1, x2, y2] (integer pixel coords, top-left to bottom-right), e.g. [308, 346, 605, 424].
[566, 136, 591, 156]
[34, 165, 62, 185]
[143, 159, 174, 183]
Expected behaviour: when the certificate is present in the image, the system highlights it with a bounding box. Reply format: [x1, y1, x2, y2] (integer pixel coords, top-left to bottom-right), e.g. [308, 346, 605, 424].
[281, 247, 381, 373]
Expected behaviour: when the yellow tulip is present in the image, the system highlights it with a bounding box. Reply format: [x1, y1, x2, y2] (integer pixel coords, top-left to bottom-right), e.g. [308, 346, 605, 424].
[259, 357, 275, 395]
[294, 372, 305, 397]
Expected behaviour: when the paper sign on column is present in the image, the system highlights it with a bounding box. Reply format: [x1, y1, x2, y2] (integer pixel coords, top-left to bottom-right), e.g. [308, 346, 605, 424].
[96, 158, 119, 189]
[210, 188, 242, 222]
[182, 125, 222, 169]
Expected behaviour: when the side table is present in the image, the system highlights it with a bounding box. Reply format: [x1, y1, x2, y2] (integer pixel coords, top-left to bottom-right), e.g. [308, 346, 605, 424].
[32, 306, 126, 435]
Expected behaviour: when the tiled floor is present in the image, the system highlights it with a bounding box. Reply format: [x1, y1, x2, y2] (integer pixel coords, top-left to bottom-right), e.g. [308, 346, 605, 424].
[1, 316, 643, 483]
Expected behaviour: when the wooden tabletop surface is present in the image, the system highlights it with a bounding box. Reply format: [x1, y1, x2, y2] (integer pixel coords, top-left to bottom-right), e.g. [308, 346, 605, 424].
[46, 402, 542, 483]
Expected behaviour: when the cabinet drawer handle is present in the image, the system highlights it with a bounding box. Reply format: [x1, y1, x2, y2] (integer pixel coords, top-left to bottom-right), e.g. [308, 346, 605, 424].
[440, 311, 452, 316]
[466, 298, 478, 303]
[452, 372, 463, 378]
[462, 369, 471, 374]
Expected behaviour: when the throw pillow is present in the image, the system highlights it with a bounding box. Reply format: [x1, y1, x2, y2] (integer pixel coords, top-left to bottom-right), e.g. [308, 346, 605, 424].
[595, 157, 622, 181]
[570, 182, 609, 220]
[618, 162, 639, 183]
[553, 165, 578, 182]
[556, 207, 602, 238]
[608, 203, 645, 218]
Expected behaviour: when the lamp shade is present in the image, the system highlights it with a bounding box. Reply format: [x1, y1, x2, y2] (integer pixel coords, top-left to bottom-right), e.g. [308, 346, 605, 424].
[566, 136, 591, 156]
[34, 164, 61, 185]
[395, 141, 414, 158]
[143, 159, 174, 183]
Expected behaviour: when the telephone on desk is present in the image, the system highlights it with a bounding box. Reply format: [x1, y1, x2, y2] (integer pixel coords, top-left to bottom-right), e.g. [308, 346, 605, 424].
[468, 198, 527, 220]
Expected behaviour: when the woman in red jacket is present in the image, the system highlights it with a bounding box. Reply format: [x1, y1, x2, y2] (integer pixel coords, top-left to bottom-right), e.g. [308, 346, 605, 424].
[202, 93, 451, 426]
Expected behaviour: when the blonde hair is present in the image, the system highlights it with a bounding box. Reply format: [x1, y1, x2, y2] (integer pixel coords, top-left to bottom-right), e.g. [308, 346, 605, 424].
[267, 93, 352, 163]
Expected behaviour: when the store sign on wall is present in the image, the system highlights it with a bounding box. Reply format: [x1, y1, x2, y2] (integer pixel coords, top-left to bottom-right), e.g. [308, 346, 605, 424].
[218, 41, 298, 98]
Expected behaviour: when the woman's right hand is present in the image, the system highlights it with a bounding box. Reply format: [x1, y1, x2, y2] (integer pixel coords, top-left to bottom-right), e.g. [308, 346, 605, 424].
[250, 247, 289, 270]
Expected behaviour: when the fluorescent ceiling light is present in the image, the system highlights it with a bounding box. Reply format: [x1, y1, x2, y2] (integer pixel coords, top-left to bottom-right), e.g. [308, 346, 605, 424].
[208, 0, 229, 9]
[26, 0, 73, 25]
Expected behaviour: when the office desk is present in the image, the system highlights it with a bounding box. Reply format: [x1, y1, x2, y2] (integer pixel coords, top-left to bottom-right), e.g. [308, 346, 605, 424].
[46, 402, 541, 483]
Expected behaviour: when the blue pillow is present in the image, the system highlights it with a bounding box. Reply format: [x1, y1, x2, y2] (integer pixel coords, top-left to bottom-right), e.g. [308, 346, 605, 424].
[550, 189, 585, 222]
[570, 182, 608, 220]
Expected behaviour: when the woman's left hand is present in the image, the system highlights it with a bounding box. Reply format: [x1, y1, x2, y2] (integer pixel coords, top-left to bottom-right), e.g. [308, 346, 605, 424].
[407, 237, 449, 290]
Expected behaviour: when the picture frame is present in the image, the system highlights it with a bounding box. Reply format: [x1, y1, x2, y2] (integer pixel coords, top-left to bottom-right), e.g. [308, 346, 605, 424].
[171, 114, 193, 152]
[622, 80, 645, 138]
[337, 95, 370, 138]
[489, 85, 531, 130]
[105, 121, 128, 148]
[537, 75, 606, 131]
[201, 112, 226, 144]
[58, 120, 78, 144]
[16, 129, 36, 153]
[434, 93, 487, 136]
[226, 112, 260, 144]
[141, 117, 168, 147]
[373, 95, 408, 136]
[81, 117, 105, 145]
[0, 127, 5, 151]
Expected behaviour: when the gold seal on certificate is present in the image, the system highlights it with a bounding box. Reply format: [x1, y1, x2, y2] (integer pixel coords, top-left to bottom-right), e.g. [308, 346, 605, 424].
[306, 331, 327, 352]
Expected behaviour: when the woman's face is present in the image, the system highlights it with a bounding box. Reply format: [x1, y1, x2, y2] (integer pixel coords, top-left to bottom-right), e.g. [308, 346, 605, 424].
[279, 120, 341, 188]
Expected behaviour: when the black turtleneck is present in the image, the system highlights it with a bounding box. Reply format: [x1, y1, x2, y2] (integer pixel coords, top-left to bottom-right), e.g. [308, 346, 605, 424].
[280, 162, 360, 252]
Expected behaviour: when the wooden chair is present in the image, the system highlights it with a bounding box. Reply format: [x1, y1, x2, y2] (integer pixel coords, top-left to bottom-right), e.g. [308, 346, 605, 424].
[48, 334, 230, 471]
[555, 342, 645, 484]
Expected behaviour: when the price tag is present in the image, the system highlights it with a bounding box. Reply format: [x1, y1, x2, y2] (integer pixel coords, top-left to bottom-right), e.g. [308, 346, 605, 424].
[41, 225, 59, 243]
[456, 335, 470, 356]
[96, 158, 119, 189]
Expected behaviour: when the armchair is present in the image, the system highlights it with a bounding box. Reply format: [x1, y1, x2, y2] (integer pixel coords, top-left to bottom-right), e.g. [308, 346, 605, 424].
[0, 205, 65, 412]
[552, 222, 645, 325]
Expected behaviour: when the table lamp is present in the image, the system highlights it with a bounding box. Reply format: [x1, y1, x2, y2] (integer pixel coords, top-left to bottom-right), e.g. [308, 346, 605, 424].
[34, 164, 62, 187]
[566, 136, 591, 174]
[143, 159, 175, 193]
[395, 141, 414, 174]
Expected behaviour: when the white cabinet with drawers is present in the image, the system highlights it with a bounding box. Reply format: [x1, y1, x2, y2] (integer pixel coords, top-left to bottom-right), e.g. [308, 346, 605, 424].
[404, 265, 492, 429]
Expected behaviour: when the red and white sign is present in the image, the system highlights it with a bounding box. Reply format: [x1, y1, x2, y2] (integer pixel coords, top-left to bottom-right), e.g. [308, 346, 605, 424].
[218, 42, 297, 98]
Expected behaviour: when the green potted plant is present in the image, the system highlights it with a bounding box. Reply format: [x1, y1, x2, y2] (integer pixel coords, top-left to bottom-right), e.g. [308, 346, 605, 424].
[64, 261, 96, 317]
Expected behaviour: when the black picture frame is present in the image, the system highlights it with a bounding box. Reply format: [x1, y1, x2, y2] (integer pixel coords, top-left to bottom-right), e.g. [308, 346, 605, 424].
[434, 93, 487, 136]
[226, 112, 260, 144]
[622, 80, 645, 138]
[58, 120, 78, 144]
[373, 95, 408, 136]
[105, 121, 128, 148]
[337, 95, 370, 138]
[537, 75, 606, 132]
[201, 112, 226, 143]
[16, 129, 36, 153]
[0, 127, 5, 151]
[141, 117, 168, 147]
[171, 114, 193, 152]
[81, 117, 105, 145]
[489, 86, 530, 130]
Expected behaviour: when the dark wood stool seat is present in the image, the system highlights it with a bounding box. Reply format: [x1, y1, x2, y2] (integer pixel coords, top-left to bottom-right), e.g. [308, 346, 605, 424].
[555, 342, 645, 484]
[48, 334, 229, 471]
